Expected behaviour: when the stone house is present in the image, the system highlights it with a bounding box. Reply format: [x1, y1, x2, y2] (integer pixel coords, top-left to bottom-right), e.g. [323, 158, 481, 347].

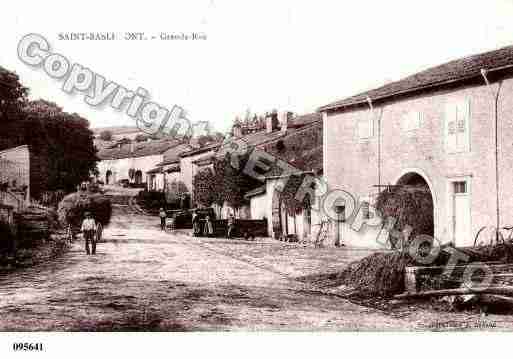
[0, 145, 30, 218]
[96, 139, 183, 187]
[175, 111, 322, 232]
[179, 143, 221, 198]
[320, 45, 513, 248]
[146, 143, 192, 192]
[243, 117, 323, 241]
[189, 112, 323, 240]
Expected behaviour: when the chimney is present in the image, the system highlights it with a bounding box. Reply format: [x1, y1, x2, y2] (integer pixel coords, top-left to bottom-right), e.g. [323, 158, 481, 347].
[280, 111, 294, 133]
[233, 123, 242, 137]
[233, 116, 243, 137]
[265, 111, 279, 134]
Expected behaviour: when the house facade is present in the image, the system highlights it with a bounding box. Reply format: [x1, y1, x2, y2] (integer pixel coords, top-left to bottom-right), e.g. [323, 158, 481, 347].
[179, 144, 220, 197]
[146, 143, 192, 192]
[320, 45, 513, 248]
[242, 114, 324, 241]
[96, 139, 182, 187]
[0, 145, 30, 215]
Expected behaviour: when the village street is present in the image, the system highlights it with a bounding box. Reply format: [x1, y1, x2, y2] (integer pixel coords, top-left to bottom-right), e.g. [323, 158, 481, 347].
[0, 199, 510, 331]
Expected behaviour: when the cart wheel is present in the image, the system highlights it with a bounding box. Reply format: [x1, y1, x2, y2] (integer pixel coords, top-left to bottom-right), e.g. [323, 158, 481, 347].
[474, 226, 505, 247]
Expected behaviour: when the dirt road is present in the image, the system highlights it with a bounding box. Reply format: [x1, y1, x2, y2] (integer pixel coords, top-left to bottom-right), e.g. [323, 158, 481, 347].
[0, 203, 508, 331]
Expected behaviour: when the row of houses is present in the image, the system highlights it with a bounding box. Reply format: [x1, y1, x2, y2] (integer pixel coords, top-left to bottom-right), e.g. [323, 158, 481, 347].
[95, 111, 323, 241]
[96, 44, 513, 249]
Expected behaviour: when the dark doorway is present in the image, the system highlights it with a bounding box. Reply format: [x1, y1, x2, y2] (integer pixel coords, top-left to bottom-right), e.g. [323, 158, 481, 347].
[105, 170, 112, 185]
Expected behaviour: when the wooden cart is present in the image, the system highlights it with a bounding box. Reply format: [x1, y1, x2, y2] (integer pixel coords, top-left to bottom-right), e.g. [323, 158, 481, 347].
[66, 222, 103, 243]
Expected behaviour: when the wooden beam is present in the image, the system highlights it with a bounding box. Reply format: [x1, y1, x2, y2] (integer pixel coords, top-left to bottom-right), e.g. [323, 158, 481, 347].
[395, 286, 513, 299]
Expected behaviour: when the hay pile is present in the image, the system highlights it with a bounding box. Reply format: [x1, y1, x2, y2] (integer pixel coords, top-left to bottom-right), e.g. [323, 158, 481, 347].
[337, 252, 415, 297]
[298, 252, 418, 297]
[375, 185, 434, 246]
[57, 192, 112, 228]
[301, 243, 513, 299]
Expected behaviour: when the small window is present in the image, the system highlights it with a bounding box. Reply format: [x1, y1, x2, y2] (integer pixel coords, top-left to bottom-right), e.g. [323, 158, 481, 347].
[453, 181, 467, 194]
[402, 111, 421, 131]
[358, 116, 373, 139]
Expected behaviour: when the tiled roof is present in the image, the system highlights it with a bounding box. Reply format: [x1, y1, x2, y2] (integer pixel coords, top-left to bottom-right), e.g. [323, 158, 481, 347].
[157, 158, 180, 166]
[244, 185, 266, 199]
[288, 112, 322, 128]
[236, 128, 286, 146]
[192, 153, 215, 165]
[229, 113, 322, 148]
[161, 143, 193, 163]
[147, 167, 163, 174]
[164, 163, 180, 173]
[258, 121, 323, 175]
[319, 44, 513, 112]
[97, 139, 181, 160]
[179, 142, 221, 158]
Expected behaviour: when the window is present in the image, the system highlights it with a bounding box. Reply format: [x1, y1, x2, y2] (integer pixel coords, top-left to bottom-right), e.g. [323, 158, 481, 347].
[402, 111, 421, 131]
[358, 116, 374, 139]
[445, 99, 470, 153]
[453, 181, 467, 194]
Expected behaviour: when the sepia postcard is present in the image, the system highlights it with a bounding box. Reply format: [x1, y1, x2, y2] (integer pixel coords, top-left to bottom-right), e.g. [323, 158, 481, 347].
[1, 0, 513, 357]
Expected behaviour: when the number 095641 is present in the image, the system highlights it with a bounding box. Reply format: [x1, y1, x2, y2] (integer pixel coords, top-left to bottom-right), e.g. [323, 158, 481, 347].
[12, 343, 44, 351]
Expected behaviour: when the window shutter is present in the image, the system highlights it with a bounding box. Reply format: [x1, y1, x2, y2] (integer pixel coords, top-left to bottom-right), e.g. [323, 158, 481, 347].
[358, 119, 366, 139]
[413, 111, 421, 130]
[445, 102, 457, 153]
[457, 98, 471, 152]
[368, 115, 374, 137]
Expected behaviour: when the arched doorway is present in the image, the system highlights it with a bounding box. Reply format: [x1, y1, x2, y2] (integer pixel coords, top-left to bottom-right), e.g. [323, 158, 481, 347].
[105, 170, 112, 185]
[394, 171, 435, 238]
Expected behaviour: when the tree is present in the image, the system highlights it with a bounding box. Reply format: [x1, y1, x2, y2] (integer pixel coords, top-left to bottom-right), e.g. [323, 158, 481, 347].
[193, 168, 218, 207]
[0, 92, 99, 198]
[22, 100, 99, 196]
[0, 66, 27, 114]
[193, 150, 261, 209]
[99, 130, 113, 141]
[0, 68, 98, 198]
[0, 67, 28, 149]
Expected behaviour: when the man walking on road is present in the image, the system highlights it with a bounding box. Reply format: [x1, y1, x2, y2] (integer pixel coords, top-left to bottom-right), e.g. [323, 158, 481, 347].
[159, 207, 167, 231]
[81, 211, 97, 255]
[227, 213, 236, 239]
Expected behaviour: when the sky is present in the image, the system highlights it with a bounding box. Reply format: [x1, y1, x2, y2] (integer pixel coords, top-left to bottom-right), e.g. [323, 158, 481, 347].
[2, 0, 513, 133]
